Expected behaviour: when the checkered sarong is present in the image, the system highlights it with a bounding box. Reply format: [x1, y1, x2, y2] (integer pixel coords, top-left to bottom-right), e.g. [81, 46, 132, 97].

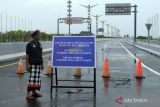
[27, 65, 41, 89]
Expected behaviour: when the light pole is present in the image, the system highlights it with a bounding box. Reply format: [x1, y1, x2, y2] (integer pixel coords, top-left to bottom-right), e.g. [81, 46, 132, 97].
[67, 0, 72, 36]
[81, 4, 98, 34]
[145, 23, 152, 44]
[0, 14, 2, 43]
[105, 24, 110, 37]
[132, 5, 138, 44]
[99, 21, 106, 36]
[31, 20, 33, 31]
[6, 14, 8, 42]
[117, 29, 120, 37]
[92, 15, 102, 36]
[0, 14, 2, 33]
[114, 27, 117, 37]
[111, 26, 114, 37]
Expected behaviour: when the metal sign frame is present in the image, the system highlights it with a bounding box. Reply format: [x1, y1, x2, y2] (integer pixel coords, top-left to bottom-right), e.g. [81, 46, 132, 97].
[105, 3, 131, 15]
[105, 3, 138, 44]
[57, 18, 91, 35]
[65, 17, 84, 24]
[50, 67, 96, 95]
[50, 18, 96, 96]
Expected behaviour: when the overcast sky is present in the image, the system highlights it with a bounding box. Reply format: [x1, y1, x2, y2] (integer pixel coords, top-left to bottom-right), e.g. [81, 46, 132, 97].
[0, 0, 160, 37]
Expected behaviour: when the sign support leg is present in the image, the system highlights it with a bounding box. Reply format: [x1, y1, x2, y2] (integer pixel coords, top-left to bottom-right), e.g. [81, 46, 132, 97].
[55, 67, 58, 86]
[50, 68, 54, 95]
[94, 68, 96, 95]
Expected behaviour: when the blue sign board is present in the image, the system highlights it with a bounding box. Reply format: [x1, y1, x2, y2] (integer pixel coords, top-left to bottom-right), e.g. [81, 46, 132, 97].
[52, 36, 96, 68]
[98, 28, 104, 32]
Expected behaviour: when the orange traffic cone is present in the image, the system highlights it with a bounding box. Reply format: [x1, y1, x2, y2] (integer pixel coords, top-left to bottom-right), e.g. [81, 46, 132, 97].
[135, 59, 145, 79]
[47, 56, 53, 75]
[17, 57, 24, 74]
[73, 68, 81, 78]
[102, 58, 110, 78]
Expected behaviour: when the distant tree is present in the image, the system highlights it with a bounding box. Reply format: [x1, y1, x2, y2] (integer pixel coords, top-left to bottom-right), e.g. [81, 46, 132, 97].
[0, 30, 54, 43]
[137, 36, 147, 39]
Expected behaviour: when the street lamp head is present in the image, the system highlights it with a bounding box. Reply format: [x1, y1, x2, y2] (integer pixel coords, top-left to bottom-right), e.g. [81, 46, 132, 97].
[145, 23, 152, 44]
[67, 1, 72, 4]
[145, 23, 152, 30]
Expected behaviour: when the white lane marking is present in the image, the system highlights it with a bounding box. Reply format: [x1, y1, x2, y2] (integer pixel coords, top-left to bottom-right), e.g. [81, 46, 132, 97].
[119, 41, 138, 61]
[0, 54, 51, 69]
[119, 41, 160, 76]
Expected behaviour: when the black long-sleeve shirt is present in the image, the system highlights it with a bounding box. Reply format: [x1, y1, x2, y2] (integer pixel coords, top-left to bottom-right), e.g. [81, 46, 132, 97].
[26, 40, 43, 65]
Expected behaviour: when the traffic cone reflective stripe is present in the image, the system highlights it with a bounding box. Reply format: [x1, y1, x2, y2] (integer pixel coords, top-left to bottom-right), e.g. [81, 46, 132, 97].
[17, 57, 24, 74]
[135, 59, 145, 79]
[102, 58, 110, 78]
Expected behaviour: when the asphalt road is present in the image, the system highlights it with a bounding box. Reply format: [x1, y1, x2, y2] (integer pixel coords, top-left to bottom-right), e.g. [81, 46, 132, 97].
[0, 39, 160, 107]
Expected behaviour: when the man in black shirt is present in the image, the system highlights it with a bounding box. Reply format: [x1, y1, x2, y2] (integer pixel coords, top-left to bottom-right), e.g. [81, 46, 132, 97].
[26, 30, 43, 100]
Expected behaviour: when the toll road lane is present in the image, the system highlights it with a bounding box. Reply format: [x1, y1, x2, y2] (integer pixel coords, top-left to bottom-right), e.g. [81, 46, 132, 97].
[0, 39, 160, 107]
[97, 39, 160, 107]
[121, 41, 160, 74]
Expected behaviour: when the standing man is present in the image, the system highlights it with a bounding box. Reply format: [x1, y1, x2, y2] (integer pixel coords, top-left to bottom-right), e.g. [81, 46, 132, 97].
[26, 30, 44, 100]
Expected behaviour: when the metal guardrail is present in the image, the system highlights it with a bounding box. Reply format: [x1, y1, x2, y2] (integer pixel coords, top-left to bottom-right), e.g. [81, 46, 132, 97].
[124, 41, 160, 57]
[0, 38, 109, 62]
[0, 48, 52, 62]
[0, 41, 52, 55]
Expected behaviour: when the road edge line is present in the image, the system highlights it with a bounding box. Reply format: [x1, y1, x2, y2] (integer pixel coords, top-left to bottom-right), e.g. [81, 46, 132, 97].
[119, 41, 160, 76]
